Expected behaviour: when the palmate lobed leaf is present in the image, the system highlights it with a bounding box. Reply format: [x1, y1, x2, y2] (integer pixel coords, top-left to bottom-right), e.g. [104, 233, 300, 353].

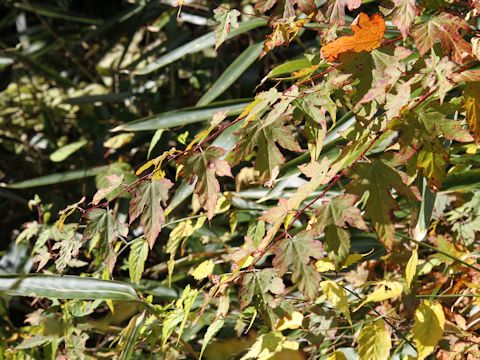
[388, 0, 418, 40]
[347, 160, 421, 249]
[322, 13, 386, 62]
[232, 117, 302, 182]
[213, 7, 240, 49]
[272, 230, 323, 299]
[129, 178, 173, 248]
[392, 106, 473, 190]
[412, 12, 472, 64]
[312, 194, 367, 265]
[323, 0, 362, 26]
[178, 146, 232, 219]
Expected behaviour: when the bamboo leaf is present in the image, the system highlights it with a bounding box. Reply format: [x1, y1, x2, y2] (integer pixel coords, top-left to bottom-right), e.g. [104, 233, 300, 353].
[3, 166, 110, 189]
[112, 102, 248, 132]
[50, 140, 87, 162]
[135, 18, 266, 75]
[197, 43, 262, 106]
[0, 275, 139, 301]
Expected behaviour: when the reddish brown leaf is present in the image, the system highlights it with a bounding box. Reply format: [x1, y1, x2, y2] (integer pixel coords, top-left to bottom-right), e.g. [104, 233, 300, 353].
[412, 12, 472, 64]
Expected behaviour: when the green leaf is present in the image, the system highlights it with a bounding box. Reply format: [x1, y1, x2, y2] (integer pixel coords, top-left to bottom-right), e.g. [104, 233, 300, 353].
[119, 311, 146, 360]
[0, 275, 139, 301]
[213, 7, 240, 49]
[259, 158, 330, 248]
[13, 2, 101, 24]
[233, 116, 302, 181]
[360, 47, 411, 105]
[405, 248, 418, 289]
[239, 268, 285, 310]
[83, 209, 127, 245]
[262, 56, 315, 81]
[165, 285, 200, 344]
[179, 146, 232, 219]
[148, 129, 165, 159]
[200, 318, 224, 359]
[272, 231, 323, 299]
[357, 319, 392, 360]
[312, 194, 367, 265]
[320, 280, 351, 325]
[83, 209, 128, 272]
[128, 237, 149, 284]
[112, 102, 248, 132]
[3, 165, 110, 189]
[52, 226, 82, 273]
[15, 335, 56, 350]
[49, 140, 87, 162]
[129, 178, 173, 248]
[348, 160, 421, 249]
[166, 220, 193, 281]
[416, 141, 448, 191]
[197, 43, 263, 106]
[354, 281, 403, 311]
[412, 300, 445, 360]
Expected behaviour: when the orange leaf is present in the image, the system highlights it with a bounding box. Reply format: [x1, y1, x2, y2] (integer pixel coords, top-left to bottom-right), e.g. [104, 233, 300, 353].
[322, 13, 386, 61]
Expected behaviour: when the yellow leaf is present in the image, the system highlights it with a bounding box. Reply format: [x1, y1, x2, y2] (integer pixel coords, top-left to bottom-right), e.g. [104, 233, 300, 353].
[405, 249, 418, 289]
[322, 13, 386, 61]
[315, 258, 336, 272]
[412, 300, 445, 360]
[320, 280, 352, 324]
[357, 319, 391, 360]
[342, 250, 374, 268]
[275, 311, 304, 331]
[326, 351, 347, 360]
[190, 260, 215, 281]
[316, 251, 373, 272]
[354, 281, 403, 311]
[103, 133, 134, 149]
[464, 83, 480, 143]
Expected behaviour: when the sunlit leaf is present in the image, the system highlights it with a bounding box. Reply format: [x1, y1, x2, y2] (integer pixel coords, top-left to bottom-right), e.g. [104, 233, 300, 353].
[412, 300, 445, 360]
[357, 319, 391, 360]
[322, 13, 386, 61]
